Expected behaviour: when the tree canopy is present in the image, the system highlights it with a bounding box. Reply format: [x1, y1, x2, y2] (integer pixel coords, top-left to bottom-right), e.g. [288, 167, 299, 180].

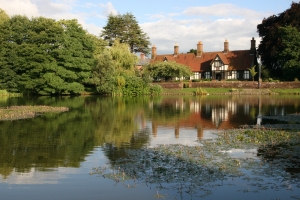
[101, 13, 151, 55]
[92, 39, 155, 96]
[0, 15, 96, 95]
[144, 61, 192, 82]
[257, 2, 300, 80]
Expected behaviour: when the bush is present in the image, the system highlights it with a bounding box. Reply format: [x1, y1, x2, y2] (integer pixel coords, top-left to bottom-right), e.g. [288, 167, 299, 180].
[194, 87, 207, 95]
[149, 84, 162, 95]
[183, 83, 189, 88]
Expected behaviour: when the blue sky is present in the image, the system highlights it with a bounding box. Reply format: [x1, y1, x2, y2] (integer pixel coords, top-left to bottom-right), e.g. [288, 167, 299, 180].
[0, 0, 296, 54]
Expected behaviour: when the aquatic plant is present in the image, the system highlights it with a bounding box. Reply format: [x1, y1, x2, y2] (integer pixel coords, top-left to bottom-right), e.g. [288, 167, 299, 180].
[0, 105, 69, 121]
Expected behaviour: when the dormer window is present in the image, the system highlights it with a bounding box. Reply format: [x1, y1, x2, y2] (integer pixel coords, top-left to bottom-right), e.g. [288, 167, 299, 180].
[214, 60, 222, 70]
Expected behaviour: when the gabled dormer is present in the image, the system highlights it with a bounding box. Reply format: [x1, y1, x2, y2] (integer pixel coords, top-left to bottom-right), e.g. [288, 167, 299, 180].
[163, 56, 176, 62]
[210, 53, 229, 71]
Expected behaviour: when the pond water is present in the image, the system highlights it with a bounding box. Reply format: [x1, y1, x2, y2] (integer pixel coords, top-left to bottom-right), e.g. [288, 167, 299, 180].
[0, 95, 300, 200]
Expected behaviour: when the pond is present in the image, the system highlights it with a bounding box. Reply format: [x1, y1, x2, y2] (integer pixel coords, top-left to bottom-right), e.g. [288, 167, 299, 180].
[0, 95, 300, 200]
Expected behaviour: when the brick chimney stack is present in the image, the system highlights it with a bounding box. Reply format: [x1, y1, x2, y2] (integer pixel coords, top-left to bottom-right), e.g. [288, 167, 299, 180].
[151, 45, 156, 59]
[140, 53, 145, 60]
[223, 39, 229, 53]
[250, 37, 256, 54]
[174, 43, 179, 56]
[197, 41, 203, 57]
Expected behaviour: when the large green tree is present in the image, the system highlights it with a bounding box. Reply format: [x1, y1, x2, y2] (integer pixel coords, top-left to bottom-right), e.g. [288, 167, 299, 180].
[257, 2, 300, 80]
[144, 61, 192, 82]
[101, 13, 151, 55]
[0, 16, 96, 95]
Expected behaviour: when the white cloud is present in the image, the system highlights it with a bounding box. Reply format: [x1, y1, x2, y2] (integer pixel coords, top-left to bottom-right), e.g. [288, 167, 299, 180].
[99, 2, 118, 16]
[142, 4, 265, 54]
[183, 3, 264, 19]
[0, 0, 40, 17]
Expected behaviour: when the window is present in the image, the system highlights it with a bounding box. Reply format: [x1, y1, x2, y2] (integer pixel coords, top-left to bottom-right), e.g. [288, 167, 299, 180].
[232, 71, 237, 79]
[204, 72, 210, 79]
[214, 60, 222, 67]
[193, 72, 200, 80]
[244, 71, 250, 79]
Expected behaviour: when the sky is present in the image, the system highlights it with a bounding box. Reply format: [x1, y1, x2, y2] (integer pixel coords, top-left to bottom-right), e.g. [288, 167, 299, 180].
[0, 0, 296, 55]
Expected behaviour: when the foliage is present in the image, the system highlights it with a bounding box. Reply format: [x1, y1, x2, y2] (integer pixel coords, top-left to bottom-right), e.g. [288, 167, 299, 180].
[277, 26, 300, 80]
[101, 12, 151, 55]
[0, 16, 96, 95]
[144, 61, 192, 82]
[92, 40, 154, 96]
[187, 49, 197, 55]
[257, 2, 300, 79]
[248, 65, 257, 82]
[109, 40, 138, 74]
[194, 87, 207, 95]
[0, 8, 9, 25]
[149, 84, 162, 95]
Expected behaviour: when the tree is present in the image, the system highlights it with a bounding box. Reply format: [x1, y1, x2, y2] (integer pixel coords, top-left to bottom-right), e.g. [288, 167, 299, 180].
[248, 65, 257, 82]
[277, 26, 300, 80]
[257, 2, 300, 79]
[0, 15, 33, 92]
[101, 12, 151, 55]
[0, 8, 9, 25]
[0, 16, 96, 95]
[92, 40, 137, 94]
[144, 61, 192, 81]
[187, 49, 197, 55]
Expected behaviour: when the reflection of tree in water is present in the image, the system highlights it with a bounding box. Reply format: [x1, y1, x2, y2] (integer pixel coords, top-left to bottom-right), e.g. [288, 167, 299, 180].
[0, 97, 102, 178]
[102, 128, 151, 164]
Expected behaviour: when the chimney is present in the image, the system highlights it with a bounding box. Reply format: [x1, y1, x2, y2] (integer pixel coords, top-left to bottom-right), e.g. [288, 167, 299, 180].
[223, 39, 229, 53]
[151, 45, 156, 59]
[174, 43, 179, 56]
[197, 41, 203, 57]
[140, 53, 145, 60]
[250, 37, 256, 54]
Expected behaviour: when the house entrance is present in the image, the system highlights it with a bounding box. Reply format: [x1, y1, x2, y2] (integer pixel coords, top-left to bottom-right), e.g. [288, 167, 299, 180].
[216, 73, 221, 81]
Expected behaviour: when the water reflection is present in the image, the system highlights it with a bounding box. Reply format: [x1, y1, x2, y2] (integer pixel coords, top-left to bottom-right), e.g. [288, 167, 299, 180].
[0, 95, 300, 185]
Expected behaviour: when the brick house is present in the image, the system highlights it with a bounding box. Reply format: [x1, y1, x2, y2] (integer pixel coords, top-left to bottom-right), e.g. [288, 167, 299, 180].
[151, 38, 258, 81]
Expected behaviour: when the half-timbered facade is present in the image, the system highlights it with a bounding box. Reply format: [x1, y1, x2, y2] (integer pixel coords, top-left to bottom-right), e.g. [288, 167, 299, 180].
[150, 38, 257, 81]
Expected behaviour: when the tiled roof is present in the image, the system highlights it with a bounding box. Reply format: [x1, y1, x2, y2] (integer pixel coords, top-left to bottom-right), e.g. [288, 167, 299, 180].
[151, 50, 255, 72]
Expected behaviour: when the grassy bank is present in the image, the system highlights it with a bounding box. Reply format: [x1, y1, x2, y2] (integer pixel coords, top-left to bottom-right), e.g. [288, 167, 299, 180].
[162, 88, 300, 95]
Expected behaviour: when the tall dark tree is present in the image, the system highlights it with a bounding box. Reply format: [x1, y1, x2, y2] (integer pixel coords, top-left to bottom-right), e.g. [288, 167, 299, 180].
[257, 2, 300, 80]
[277, 26, 300, 80]
[101, 13, 151, 55]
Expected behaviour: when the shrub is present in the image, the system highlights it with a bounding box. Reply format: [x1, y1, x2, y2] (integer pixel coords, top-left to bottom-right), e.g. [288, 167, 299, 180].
[194, 87, 207, 95]
[149, 84, 162, 95]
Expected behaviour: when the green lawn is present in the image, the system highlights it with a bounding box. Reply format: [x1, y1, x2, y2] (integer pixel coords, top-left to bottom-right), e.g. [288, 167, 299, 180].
[269, 88, 300, 94]
[162, 87, 300, 95]
[162, 88, 233, 95]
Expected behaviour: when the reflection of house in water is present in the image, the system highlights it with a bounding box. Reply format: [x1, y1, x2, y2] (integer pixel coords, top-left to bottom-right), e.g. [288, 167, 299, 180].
[151, 98, 253, 140]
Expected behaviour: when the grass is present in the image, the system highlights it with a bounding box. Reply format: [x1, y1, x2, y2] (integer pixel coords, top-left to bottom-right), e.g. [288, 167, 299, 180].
[162, 87, 233, 95]
[162, 87, 300, 95]
[269, 88, 300, 95]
